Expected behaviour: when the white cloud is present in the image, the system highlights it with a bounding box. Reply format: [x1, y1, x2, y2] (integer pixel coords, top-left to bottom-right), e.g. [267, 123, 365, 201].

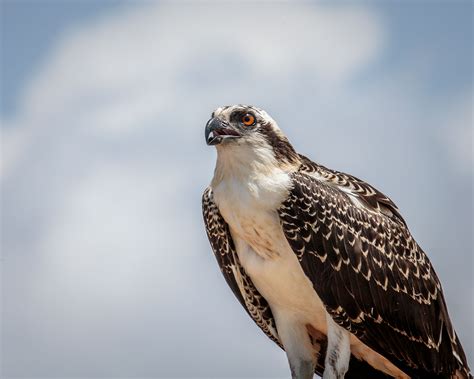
[3, 2, 383, 170]
[0, 3, 385, 199]
[436, 96, 473, 173]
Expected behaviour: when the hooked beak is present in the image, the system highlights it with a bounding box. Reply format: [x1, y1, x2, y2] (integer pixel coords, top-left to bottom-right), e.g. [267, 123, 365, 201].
[205, 118, 241, 146]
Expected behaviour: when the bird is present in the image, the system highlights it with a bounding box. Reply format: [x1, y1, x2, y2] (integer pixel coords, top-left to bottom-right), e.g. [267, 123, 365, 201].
[202, 104, 471, 379]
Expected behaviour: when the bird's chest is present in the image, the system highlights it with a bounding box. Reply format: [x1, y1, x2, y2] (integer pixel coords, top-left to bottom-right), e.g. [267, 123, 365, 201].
[213, 179, 283, 258]
[212, 175, 327, 325]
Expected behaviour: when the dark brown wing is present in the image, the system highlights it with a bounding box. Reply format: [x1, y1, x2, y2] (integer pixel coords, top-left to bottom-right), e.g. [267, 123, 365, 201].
[299, 154, 406, 226]
[278, 170, 471, 378]
[202, 187, 281, 347]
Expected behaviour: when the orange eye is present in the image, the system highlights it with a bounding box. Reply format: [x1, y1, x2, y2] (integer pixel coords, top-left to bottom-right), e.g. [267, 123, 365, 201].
[242, 113, 255, 126]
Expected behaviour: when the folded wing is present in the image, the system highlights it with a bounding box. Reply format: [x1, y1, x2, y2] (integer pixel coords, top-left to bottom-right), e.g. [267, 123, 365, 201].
[278, 168, 470, 378]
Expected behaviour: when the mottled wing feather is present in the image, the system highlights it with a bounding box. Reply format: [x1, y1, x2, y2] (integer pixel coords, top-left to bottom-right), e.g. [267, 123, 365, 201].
[202, 187, 281, 347]
[299, 154, 406, 225]
[278, 170, 471, 377]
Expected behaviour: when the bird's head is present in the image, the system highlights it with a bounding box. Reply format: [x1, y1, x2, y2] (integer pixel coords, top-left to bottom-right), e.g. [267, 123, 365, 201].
[205, 105, 300, 168]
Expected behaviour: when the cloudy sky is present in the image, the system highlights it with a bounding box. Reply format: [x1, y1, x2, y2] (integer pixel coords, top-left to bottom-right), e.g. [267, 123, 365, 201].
[1, 1, 472, 378]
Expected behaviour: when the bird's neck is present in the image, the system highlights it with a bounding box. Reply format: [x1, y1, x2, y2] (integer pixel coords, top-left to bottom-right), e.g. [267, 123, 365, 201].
[211, 142, 297, 213]
[211, 143, 286, 188]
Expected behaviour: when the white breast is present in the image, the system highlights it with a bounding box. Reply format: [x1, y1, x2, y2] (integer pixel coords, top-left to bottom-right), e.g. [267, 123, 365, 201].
[212, 168, 328, 336]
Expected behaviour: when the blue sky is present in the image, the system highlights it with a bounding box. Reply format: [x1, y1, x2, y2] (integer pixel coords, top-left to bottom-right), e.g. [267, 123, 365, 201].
[2, 2, 472, 118]
[1, 1, 472, 378]
[1, 0, 127, 117]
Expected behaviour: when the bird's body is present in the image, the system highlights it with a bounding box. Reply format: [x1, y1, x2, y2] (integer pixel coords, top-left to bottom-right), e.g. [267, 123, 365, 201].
[202, 105, 471, 378]
[212, 143, 331, 375]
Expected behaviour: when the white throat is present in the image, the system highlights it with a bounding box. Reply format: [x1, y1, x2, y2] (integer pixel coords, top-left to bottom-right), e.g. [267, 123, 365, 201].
[212, 141, 278, 182]
[210, 141, 291, 213]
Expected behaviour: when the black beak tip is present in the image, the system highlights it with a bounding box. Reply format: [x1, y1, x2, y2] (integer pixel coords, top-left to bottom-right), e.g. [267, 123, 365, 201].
[206, 136, 221, 145]
[205, 117, 222, 146]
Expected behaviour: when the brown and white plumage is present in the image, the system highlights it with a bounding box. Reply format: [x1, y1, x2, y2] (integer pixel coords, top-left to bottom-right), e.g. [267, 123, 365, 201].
[202, 187, 281, 347]
[202, 104, 471, 379]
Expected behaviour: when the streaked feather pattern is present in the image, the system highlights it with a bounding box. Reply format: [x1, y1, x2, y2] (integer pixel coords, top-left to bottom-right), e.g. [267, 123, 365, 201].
[278, 158, 471, 378]
[202, 187, 281, 347]
[298, 155, 406, 225]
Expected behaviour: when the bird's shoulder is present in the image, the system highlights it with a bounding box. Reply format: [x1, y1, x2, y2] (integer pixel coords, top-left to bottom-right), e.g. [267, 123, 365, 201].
[296, 154, 406, 226]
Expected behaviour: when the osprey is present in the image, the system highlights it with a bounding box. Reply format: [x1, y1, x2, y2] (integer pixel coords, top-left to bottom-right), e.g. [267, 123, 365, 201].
[202, 105, 471, 379]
